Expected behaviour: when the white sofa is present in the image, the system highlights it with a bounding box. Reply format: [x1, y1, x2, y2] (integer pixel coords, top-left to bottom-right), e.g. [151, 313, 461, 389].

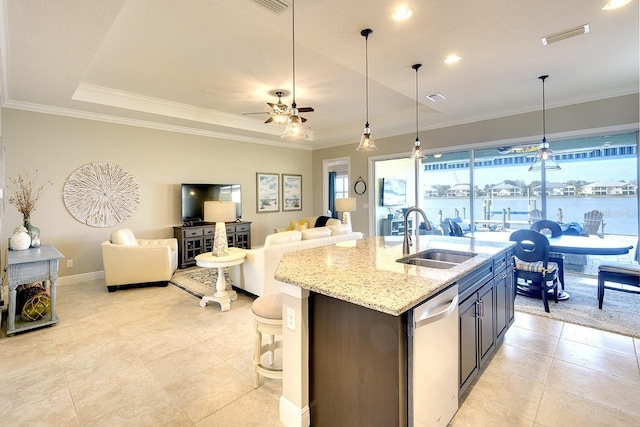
[274, 215, 351, 236]
[230, 225, 363, 297]
[100, 228, 178, 292]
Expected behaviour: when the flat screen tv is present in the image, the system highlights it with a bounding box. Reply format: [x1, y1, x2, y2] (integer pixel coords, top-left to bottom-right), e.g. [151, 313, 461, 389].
[381, 178, 407, 206]
[181, 183, 242, 224]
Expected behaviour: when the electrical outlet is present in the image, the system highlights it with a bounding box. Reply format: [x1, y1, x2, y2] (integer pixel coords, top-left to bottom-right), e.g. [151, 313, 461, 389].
[67, 260, 73, 268]
[286, 307, 296, 331]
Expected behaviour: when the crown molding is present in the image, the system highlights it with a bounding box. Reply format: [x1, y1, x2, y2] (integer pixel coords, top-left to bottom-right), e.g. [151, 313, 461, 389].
[2, 100, 313, 150]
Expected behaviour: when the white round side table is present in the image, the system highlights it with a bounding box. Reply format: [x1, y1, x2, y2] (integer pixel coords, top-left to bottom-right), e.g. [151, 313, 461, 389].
[195, 247, 246, 312]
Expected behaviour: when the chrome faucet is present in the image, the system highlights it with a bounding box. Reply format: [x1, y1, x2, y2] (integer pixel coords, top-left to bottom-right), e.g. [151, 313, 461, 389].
[403, 206, 431, 255]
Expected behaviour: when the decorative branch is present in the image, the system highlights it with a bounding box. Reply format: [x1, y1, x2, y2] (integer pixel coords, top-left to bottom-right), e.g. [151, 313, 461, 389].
[7, 170, 53, 218]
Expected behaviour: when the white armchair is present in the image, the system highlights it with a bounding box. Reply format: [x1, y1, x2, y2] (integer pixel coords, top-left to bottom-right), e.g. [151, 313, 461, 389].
[100, 228, 178, 292]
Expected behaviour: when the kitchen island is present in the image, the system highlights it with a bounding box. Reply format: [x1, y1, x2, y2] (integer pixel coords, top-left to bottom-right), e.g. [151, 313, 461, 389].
[273, 235, 515, 427]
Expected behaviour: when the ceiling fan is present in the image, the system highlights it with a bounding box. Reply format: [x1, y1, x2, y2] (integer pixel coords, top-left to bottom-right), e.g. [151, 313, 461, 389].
[243, 90, 314, 124]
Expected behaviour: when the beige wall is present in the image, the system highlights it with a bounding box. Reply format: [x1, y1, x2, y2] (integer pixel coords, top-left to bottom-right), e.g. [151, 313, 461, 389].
[312, 94, 639, 236]
[2, 109, 313, 278]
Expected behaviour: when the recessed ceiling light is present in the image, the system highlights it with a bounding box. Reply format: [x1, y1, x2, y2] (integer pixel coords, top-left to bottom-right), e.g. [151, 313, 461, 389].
[392, 6, 413, 20]
[602, 0, 632, 10]
[444, 55, 461, 64]
[541, 24, 590, 46]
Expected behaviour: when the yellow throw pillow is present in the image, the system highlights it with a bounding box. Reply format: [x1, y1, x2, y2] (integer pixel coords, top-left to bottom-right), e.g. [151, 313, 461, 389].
[289, 220, 309, 231]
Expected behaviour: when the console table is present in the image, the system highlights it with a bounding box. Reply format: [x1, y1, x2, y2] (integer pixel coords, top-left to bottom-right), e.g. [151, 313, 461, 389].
[174, 221, 251, 268]
[6, 244, 64, 336]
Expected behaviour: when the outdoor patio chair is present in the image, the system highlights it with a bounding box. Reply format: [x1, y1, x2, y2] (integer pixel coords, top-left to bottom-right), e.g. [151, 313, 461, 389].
[582, 210, 605, 238]
[530, 220, 566, 291]
[529, 209, 542, 225]
[448, 219, 465, 237]
[598, 239, 640, 309]
[510, 229, 559, 313]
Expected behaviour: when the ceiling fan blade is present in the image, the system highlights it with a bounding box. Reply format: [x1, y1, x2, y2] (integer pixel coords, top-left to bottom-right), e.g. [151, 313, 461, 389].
[298, 107, 314, 113]
[264, 117, 274, 124]
[301, 116, 307, 123]
[242, 111, 270, 115]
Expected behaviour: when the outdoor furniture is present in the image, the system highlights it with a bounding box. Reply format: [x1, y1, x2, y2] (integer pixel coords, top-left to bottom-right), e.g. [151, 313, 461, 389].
[582, 210, 605, 238]
[598, 239, 639, 309]
[597, 263, 640, 308]
[530, 220, 566, 291]
[510, 229, 559, 313]
[448, 219, 465, 237]
[528, 209, 542, 224]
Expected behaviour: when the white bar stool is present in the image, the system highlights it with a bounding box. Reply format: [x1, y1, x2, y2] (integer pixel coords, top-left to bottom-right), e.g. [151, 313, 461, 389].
[251, 293, 283, 388]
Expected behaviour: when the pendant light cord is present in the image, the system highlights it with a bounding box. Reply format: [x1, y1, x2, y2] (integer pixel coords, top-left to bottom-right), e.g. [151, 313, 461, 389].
[415, 66, 419, 139]
[539, 74, 548, 143]
[291, 0, 297, 108]
[364, 31, 369, 127]
[412, 64, 422, 141]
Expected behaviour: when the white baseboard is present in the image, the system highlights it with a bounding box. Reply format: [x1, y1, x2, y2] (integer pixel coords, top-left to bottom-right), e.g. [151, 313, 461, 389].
[57, 270, 104, 286]
[279, 396, 310, 427]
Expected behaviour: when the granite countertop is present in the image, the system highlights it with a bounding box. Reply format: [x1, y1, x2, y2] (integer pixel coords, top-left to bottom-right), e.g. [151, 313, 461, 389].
[274, 235, 515, 316]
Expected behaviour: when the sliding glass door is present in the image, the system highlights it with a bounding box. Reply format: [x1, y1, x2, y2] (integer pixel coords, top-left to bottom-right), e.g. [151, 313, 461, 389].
[371, 131, 639, 275]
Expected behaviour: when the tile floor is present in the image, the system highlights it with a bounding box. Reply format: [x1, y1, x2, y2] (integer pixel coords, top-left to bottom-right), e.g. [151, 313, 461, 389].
[2, 278, 640, 426]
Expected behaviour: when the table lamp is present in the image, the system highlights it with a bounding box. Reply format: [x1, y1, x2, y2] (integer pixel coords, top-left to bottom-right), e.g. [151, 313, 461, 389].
[335, 197, 356, 225]
[204, 201, 236, 256]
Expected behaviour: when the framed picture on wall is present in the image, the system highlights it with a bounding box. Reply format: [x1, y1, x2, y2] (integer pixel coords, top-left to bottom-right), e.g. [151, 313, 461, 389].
[256, 172, 280, 213]
[282, 174, 302, 211]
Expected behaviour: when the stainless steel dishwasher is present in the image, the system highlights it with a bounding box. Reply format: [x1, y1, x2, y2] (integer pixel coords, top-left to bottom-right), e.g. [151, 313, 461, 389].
[408, 283, 459, 427]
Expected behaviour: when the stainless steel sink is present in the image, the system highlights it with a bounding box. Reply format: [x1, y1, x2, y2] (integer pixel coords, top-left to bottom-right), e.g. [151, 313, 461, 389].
[397, 249, 477, 269]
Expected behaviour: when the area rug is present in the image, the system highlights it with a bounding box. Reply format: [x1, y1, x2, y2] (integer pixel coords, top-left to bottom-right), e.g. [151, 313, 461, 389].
[515, 280, 640, 338]
[169, 267, 228, 298]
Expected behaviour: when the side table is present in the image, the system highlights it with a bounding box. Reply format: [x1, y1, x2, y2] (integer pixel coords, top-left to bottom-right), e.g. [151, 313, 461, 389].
[6, 244, 64, 335]
[195, 247, 246, 312]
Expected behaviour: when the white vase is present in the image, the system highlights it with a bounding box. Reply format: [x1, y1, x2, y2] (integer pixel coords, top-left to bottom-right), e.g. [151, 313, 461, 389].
[10, 231, 31, 250]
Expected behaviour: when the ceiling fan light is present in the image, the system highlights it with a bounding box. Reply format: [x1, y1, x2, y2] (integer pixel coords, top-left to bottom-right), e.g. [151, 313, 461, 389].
[282, 113, 307, 139]
[356, 126, 377, 151]
[273, 113, 289, 123]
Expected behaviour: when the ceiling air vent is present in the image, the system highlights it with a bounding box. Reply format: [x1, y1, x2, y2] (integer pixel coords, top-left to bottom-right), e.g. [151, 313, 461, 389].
[253, 0, 290, 14]
[426, 93, 446, 103]
[541, 24, 590, 46]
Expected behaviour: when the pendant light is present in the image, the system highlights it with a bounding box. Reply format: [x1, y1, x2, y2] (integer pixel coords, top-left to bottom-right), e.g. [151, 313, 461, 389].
[282, 0, 306, 140]
[356, 28, 377, 151]
[410, 64, 424, 159]
[528, 75, 560, 171]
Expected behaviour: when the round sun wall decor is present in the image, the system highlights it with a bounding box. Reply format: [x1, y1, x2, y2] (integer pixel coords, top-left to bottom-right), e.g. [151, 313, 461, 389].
[63, 162, 140, 227]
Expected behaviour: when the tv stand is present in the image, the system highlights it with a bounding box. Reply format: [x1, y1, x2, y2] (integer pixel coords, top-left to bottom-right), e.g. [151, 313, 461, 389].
[173, 221, 252, 268]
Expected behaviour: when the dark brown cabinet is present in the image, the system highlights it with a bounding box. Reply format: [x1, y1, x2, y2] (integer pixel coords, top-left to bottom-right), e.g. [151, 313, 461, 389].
[495, 250, 515, 341]
[458, 250, 515, 397]
[173, 221, 251, 268]
[309, 293, 408, 427]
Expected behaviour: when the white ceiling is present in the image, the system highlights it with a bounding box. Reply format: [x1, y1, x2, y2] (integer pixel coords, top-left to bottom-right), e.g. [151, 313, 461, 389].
[1, 0, 638, 149]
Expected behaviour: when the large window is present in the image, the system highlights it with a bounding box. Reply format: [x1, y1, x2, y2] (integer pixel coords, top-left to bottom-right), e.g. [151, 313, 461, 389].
[373, 131, 639, 275]
[334, 173, 349, 200]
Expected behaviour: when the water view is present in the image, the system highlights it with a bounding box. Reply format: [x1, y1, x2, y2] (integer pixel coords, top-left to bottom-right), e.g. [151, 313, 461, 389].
[421, 196, 638, 236]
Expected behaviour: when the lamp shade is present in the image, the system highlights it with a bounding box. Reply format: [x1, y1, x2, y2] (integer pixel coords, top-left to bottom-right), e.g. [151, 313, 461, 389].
[335, 197, 356, 212]
[204, 201, 236, 223]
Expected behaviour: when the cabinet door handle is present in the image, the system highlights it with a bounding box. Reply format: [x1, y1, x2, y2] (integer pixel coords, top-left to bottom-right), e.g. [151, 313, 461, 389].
[475, 300, 481, 318]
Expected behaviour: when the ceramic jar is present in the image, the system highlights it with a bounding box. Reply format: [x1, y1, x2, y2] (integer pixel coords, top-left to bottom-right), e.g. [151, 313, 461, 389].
[10, 226, 31, 250]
